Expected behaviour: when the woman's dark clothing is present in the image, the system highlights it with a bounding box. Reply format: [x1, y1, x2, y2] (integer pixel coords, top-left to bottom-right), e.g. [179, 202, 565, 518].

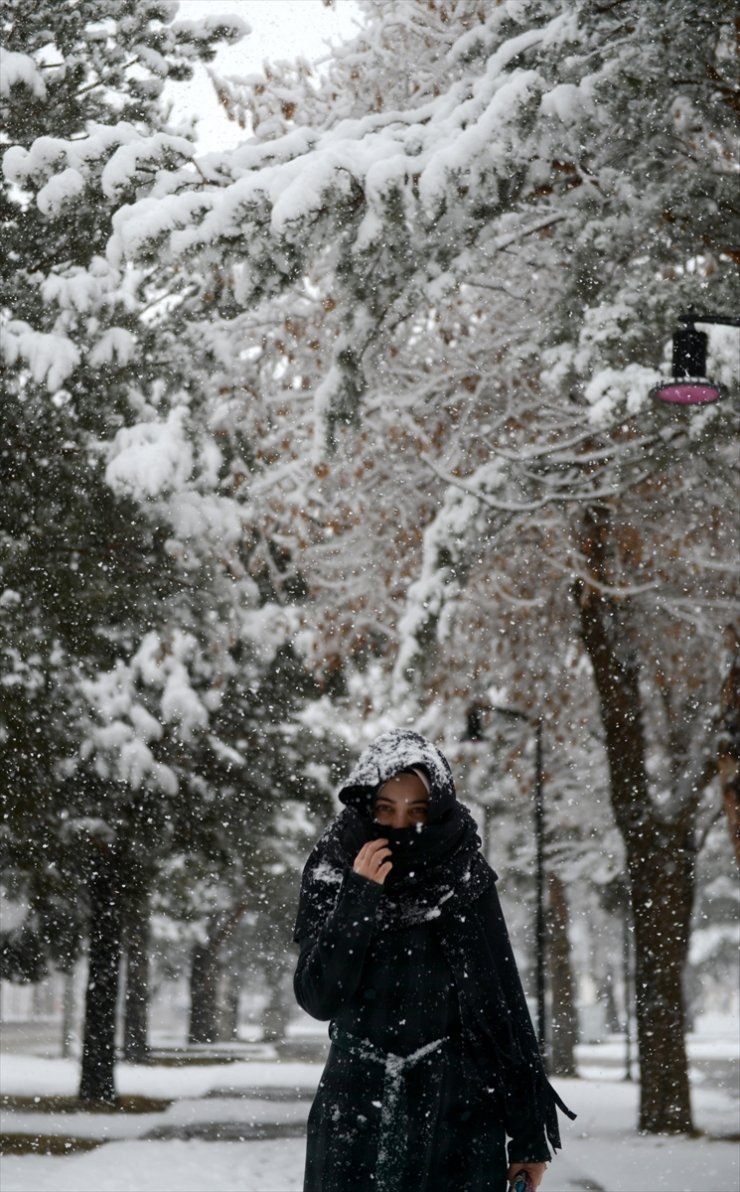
[294, 730, 575, 1192]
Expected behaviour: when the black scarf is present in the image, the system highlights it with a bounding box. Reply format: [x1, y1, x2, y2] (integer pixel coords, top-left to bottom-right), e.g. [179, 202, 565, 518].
[294, 729, 493, 936]
[294, 802, 491, 935]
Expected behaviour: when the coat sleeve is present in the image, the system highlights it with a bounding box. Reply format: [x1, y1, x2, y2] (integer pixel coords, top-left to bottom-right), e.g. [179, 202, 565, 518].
[478, 884, 569, 1165]
[293, 869, 383, 1021]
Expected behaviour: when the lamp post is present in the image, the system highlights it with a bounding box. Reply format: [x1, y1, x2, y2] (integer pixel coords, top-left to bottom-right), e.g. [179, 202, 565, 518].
[650, 309, 739, 405]
[622, 888, 634, 1082]
[466, 701, 547, 1063]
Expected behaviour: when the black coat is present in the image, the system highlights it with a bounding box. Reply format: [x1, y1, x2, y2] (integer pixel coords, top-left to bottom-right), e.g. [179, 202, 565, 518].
[295, 870, 555, 1192]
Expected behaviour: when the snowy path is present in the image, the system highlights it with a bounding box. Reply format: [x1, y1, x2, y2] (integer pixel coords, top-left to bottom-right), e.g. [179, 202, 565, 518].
[1, 1051, 738, 1192]
[3, 1127, 738, 1192]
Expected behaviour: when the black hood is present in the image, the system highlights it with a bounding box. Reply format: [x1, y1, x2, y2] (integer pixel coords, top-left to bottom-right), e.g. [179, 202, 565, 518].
[337, 729, 457, 824]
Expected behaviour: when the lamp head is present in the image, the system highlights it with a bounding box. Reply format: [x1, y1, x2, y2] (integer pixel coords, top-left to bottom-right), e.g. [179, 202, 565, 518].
[652, 320, 725, 405]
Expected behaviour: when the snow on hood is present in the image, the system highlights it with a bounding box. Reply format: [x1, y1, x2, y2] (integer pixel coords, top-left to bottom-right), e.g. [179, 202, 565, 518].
[337, 729, 456, 821]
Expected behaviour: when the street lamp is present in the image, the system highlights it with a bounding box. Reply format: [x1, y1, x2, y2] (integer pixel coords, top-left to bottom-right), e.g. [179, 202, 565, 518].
[466, 701, 547, 1063]
[650, 309, 739, 405]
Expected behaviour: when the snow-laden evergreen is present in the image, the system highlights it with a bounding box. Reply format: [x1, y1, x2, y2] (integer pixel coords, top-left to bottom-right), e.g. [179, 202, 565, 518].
[1, 0, 340, 1105]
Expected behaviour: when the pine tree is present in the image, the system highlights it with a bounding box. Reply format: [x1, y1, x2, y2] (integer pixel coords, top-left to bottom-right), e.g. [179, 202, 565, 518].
[1, 0, 248, 1103]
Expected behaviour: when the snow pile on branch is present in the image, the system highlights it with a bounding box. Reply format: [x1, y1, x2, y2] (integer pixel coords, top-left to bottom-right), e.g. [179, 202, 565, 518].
[0, 48, 46, 98]
[3, 123, 195, 204]
[1, 321, 80, 391]
[36, 167, 86, 215]
[105, 405, 194, 499]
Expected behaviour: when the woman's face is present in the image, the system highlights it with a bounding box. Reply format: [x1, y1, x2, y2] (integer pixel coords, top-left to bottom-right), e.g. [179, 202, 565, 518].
[373, 772, 429, 829]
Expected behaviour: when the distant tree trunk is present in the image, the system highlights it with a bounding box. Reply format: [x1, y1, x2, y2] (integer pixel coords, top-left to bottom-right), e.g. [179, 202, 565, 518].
[79, 844, 122, 1104]
[188, 903, 248, 1045]
[61, 966, 77, 1059]
[122, 880, 150, 1063]
[188, 940, 221, 1045]
[547, 872, 578, 1076]
[220, 964, 241, 1042]
[719, 624, 740, 865]
[576, 504, 695, 1134]
[262, 966, 291, 1045]
[600, 967, 621, 1036]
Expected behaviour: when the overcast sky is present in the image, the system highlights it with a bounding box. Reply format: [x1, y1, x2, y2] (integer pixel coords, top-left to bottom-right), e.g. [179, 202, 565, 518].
[166, 0, 361, 149]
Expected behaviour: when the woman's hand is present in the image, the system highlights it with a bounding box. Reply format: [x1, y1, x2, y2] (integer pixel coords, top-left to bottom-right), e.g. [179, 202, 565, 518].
[353, 838, 392, 885]
[507, 1161, 548, 1189]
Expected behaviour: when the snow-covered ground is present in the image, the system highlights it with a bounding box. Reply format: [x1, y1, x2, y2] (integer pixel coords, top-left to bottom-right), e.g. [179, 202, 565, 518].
[1, 1029, 738, 1192]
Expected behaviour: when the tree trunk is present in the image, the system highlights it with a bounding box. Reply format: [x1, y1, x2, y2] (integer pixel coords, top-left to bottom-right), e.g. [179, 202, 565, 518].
[262, 966, 291, 1045]
[79, 845, 122, 1105]
[122, 881, 150, 1063]
[600, 968, 621, 1036]
[575, 504, 695, 1134]
[188, 903, 248, 1045]
[188, 940, 221, 1045]
[61, 966, 77, 1059]
[547, 871, 578, 1076]
[220, 964, 241, 1042]
[628, 824, 695, 1131]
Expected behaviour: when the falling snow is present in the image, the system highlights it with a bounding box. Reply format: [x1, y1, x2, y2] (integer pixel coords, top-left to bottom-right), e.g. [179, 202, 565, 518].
[1, 1, 737, 1190]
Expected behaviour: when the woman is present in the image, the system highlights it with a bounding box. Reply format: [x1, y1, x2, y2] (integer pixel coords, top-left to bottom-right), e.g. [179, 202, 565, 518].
[293, 729, 575, 1192]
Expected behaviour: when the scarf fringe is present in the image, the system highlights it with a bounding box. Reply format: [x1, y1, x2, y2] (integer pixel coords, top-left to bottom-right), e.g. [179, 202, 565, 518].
[532, 1068, 577, 1152]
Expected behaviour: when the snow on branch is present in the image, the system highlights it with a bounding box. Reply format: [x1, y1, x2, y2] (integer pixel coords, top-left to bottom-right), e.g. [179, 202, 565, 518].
[104, 11, 570, 273]
[418, 452, 653, 515]
[3, 123, 195, 205]
[169, 15, 251, 43]
[2, 320, 80, 391]
[105, 406, 194, 499]
[0, 48, 46, 99]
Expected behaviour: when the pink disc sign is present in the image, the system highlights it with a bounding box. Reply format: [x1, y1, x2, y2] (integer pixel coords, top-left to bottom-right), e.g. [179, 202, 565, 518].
[651, 381, 726, 405]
